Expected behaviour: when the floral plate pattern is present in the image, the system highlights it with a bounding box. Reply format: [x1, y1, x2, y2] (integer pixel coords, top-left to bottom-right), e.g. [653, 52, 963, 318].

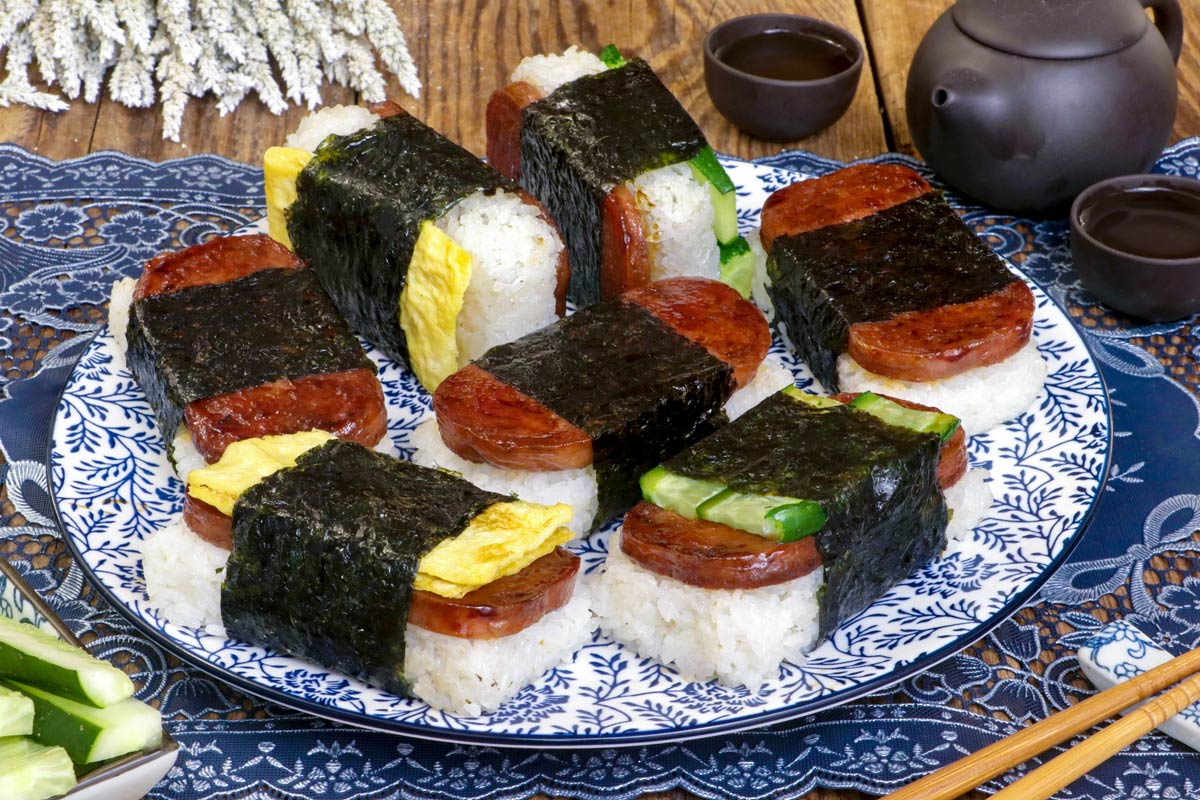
[49, 159, 1110, 747]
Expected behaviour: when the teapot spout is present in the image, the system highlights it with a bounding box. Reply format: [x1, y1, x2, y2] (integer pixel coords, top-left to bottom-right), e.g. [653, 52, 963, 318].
[918, 67, 1043, 163]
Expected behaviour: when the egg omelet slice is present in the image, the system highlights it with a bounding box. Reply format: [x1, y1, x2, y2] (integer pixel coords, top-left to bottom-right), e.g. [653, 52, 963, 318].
[413, 502, 575, 598]
[263, 146, 313, 250]
[398, 222, 473, 392]
[186, 432, 575, 599]
[186, 429, 334, 515]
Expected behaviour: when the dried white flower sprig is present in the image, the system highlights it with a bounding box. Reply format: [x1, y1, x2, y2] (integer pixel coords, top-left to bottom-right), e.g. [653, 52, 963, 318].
[0, 0, 421, 141]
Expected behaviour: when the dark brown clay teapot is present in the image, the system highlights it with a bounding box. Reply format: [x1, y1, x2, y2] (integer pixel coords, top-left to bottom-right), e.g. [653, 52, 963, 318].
[906, 0, 1183, 214]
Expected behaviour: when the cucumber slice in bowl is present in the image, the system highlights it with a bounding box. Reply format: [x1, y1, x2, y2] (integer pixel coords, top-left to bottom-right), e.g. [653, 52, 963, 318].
[0, 616, 134, 707]
[3, 680, 162, 765]
[0, 685, 33, 737]
[0, 736, 77, 799]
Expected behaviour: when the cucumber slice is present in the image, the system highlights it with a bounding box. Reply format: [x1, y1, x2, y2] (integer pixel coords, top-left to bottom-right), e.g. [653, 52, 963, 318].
[698, 490, 825, 540]
[640, 466, 726, 519]
[767, 501, 828, 543]
[782, 387, 843, 408]
[687, 146, 735, 193]
[849, 391, 960, 442]
[0, 737, 77, 800]
[718, 237, 754, 298]
[708, 183, 739, 244]
[5, 680, 162, 764]
[599, 44, 627, 68]
[0, 686, 33, 737]
[0, 616, 134, 707]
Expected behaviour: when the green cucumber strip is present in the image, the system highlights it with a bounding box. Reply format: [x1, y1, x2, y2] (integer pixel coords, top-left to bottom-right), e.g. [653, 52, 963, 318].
[708, 182, 739, 244]
[718, 238, 754, 298]
[848, 391, 960, 442]
[0, 736, 77, 800]
[640, 466, 726, 519]
[767, 501, 828, 542]
[5, 680, 162, 764]
[599, 44, 627, 68]
[698, 490, 824, 540]
[0, 686, 33, 737]
[0, 616, 134, 708]
[781, 387, 843, 408]
[687, 146, 735, 194]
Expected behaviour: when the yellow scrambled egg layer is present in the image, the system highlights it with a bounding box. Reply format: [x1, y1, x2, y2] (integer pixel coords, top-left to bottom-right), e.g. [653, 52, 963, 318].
[185, 431, 573, 598]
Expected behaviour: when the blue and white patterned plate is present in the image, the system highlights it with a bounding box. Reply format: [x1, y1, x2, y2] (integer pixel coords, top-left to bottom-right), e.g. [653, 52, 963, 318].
[49, 160, 1110, 747]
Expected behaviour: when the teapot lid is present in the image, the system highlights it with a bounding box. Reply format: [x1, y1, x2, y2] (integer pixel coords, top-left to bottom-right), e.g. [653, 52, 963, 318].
[952, 0, 1148, 59]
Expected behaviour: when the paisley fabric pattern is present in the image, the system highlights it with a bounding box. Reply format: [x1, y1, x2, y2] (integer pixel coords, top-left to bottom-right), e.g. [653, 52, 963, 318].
[2, 140, 1200, 797]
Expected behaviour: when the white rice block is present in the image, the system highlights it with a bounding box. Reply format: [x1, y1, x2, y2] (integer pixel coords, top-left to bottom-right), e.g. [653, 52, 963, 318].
[141, 517, 595, 716]
[285, 104, 381, 151]
[628, 163, 720, 283]
[140, 517, 228, 633]
[409, 418, 598, 539]
[724, 353, 793, 421]
[511, 46, 606, 96]
[436, 190, 563, 365]
[594, 532, 823, 689]
[944, 468, 993, 546]
[107, 278, 135, 371]
[746, 228, 775, 322]
[404, 583, 594, 717]
[837, 338, 1047, 434]
[169, 426, 207, 480]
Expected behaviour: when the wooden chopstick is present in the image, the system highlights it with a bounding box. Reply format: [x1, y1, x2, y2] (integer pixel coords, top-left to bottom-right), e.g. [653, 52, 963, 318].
[991, 670, 1200, 799]
[881, 644, 1200, 800]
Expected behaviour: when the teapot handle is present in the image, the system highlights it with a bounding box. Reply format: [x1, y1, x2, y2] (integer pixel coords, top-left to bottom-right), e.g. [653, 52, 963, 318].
[1140, 0, 1183, 63]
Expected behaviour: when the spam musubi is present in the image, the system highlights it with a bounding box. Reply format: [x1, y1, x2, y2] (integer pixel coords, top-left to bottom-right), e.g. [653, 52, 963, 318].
[141, 432, 592, 717]
[593, 387, 992, 688]
[264, 102, 568, 391]
[758, 164, 1047, 432]
[413, 277, 774, 535]
[109, 234, 386, 473]
[487, 46, 755, 304]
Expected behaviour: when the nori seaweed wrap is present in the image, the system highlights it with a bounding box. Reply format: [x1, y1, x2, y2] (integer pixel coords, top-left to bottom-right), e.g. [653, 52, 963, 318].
[650, 390, 947, 637]
[286, 113, 517, 367]
[495, 49, 753, 305]
[222, 440, 506, 697]
[125, 265, 376, 461]
[475, 298, 733, 528]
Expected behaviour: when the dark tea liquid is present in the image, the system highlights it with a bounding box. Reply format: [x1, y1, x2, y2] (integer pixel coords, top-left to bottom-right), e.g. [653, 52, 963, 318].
[715, 30, 853, 81]
[1080, 186, 1200, 260]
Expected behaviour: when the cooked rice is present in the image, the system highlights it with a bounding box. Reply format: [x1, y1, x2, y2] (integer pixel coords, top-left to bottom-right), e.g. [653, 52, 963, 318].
[107, 278, 135, 371]
[404, 583, 594, 717]
[593, 531, 823, 689]
[944, 468, 993, 546]
[436, 190, 563, 364]
[510, 46, 606, 96]
[746, 229, 774, 321]
[285, 104, 380, 151]
[628, 163, 720, 282]
[838, 338, 1047, 433]
[409, 418, 597, 538]
[140, 516, 228, 634]
[724, 354, 792, 421]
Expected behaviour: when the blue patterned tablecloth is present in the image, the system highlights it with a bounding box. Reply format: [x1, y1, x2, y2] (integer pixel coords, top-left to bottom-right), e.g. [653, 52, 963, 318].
[2, 141, 1200, 800]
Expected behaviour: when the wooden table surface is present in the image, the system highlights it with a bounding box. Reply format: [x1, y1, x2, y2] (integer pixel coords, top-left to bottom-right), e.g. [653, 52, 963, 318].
[3, 2, 1199, 800]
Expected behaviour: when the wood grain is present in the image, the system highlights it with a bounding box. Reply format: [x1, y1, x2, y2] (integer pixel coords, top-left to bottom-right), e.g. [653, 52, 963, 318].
[861, 0, 1200, 156]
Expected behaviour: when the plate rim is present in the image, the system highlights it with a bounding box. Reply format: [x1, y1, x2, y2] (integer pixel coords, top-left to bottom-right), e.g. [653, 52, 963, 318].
[47, 172, 1114, 750]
